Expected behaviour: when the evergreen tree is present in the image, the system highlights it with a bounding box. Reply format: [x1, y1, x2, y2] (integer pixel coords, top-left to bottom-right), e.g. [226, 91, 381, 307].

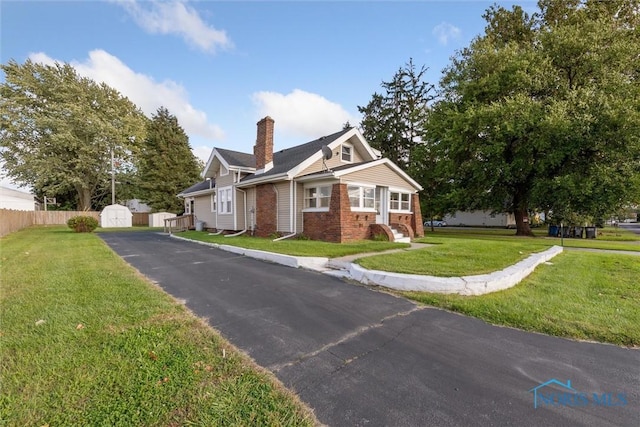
[138, 107, 201, 212]
[358, 58, 435, 171]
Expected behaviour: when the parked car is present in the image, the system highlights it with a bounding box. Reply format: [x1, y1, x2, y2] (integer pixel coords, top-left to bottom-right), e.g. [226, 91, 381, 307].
[424, 219, 447, 227]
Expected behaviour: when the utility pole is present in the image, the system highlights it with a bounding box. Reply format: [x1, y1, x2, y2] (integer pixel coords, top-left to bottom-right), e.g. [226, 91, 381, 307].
[111, 148, 115, 205]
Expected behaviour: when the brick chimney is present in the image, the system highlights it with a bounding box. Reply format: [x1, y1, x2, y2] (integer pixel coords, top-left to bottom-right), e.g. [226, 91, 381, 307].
[254, 116, 274, 171]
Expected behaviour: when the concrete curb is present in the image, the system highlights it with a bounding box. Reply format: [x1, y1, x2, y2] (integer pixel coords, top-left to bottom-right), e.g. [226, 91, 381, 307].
[169, 234, 329, 271]
[169, 234, 562, 295]
[348, 246, 563, 295]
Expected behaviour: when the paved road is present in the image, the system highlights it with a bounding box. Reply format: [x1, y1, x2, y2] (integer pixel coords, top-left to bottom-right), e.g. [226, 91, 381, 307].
[100, 232, 639, 427]
[619, 223, 640, 236]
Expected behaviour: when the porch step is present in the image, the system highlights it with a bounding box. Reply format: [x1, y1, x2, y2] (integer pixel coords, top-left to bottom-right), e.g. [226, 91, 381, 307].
[390, 227, 411, 244]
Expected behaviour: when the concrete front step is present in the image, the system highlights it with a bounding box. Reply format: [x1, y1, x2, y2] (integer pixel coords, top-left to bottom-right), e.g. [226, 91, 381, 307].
[390, 227, 410, 243]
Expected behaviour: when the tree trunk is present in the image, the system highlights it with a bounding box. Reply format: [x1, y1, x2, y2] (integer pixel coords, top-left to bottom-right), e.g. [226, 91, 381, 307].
[513, 185, 534, 236]
[514, 207, 533, 236]
[76, 186, 92, 211]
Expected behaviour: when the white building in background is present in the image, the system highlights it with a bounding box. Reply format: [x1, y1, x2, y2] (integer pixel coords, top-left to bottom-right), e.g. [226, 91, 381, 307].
[125, 199, 152, 213]
[100, 204, 133, 228]
[444, 210, 516, 228]
[0, 186, 36, 211]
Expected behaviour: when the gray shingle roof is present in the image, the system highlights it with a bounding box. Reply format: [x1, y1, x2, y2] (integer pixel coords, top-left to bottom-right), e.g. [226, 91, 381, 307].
[241, 127, 353, 183]
[179, 180, 215, 195]
[216, 148, 255, 168]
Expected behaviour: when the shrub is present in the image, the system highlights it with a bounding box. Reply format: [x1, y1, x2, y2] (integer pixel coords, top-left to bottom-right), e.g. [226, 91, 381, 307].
[67, 216, 99, 233]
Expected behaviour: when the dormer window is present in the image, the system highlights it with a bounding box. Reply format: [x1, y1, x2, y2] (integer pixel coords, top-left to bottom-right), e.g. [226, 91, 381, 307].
[341, 144, 353, 162]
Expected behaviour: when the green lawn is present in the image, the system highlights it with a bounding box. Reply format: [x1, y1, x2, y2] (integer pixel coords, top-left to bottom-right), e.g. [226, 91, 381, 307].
[0, 227, 316, 426]
[402, 251, 640, 347]
[423, 226, 640, 251]
[357, 238, 550, 276]
[179, 230, 409, 257]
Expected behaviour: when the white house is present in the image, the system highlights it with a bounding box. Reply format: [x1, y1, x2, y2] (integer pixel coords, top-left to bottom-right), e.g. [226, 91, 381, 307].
[444, 210, 516, 228]
[0, 186, 36, 211]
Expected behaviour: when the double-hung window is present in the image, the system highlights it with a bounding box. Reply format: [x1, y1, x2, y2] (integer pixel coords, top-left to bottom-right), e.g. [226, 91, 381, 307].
[348, 185, 375, 211]
[341, 144, 353, 162]
[389, 191, 411, 212]
[218, 187, 233, 214]
[210, 193, 217, 212]
[304, 185, 331, 209]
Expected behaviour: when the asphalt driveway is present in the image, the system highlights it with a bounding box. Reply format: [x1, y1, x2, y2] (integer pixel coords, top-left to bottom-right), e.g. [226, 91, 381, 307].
[100, 232, 639, 427]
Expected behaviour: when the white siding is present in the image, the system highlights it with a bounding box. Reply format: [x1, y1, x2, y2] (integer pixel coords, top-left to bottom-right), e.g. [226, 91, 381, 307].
[340, 163, 415, 192]
[246, 187, 257, 231]
[295, 182, 304, 233]
[296, 142, 367, 177]
[235, 188, 247, 230]
[444, 211, 516, 227]
[193, 194, 216, 228]
[275, 181, 291, 232]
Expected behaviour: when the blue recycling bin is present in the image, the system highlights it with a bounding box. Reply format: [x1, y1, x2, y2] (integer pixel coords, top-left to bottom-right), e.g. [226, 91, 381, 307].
[548, 225, 559, 237]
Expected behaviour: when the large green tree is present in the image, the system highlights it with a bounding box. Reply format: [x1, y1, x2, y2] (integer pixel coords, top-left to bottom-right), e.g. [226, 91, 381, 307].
[0, 59, 146, 210]
[428, 0, 640, 235]
[137, 107, 201, 213]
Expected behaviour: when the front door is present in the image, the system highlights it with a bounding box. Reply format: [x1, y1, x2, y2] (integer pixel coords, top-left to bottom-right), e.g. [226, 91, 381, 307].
[375, 187, 388, 225]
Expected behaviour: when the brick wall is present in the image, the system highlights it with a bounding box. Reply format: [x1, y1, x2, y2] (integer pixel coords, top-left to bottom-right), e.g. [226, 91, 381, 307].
[370, 223, 394, 241]
[255, 184, 277, 237]
[411, 193, 424, 237]
[303, 183, 375, 243]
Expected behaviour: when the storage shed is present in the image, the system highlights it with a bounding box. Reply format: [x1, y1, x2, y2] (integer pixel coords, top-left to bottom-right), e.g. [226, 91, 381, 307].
[149, 212, 176, 227]
[100, 204, 132, 228]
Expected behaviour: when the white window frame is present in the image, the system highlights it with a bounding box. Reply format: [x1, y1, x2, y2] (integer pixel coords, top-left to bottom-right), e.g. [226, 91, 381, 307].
[303, 184, 332, 212]
[389, 190, 412, 213]
[347, 183, 376, 212]
[341, 143, 353, 163]
[210, 193, 217, 212]
[218, 186, 233, 215]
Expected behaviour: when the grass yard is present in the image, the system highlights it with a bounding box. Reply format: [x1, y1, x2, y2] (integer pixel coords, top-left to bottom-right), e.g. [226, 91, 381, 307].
[424, 226, 640, 252]
[402, 251, 640, 347]
[357, 237, 550, 276]
[179, 230, 409, 257]
[0, 227, 316, 426]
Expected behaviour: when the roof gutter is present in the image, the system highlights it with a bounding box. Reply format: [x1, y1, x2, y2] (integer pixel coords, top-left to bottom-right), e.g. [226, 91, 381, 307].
[235, 172, 289, 188]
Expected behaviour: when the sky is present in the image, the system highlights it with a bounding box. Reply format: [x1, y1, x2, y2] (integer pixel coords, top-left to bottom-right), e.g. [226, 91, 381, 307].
[1, 0, 536, 190]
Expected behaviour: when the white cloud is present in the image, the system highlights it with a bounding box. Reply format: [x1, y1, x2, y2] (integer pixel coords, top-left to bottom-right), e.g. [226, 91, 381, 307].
[252, 89, 358, 139]
[432, 22, 461, 45]
[115, 0, 232, 53]
[28, 50, 224, 141]
[192, 145, 213, 164]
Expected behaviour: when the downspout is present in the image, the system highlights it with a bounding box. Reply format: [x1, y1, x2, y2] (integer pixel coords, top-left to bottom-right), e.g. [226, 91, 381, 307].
[224, 229, 247, 237]
[274, 180, 297, 242]
[272, 183, 279, 231]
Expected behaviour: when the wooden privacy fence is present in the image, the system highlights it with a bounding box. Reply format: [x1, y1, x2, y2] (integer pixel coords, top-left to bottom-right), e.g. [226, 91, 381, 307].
[132, 212, 149, 226]
[0, 209, 100, 237]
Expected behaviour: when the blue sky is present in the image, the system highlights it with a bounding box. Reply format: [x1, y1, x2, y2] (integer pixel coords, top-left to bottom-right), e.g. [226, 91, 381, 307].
[1, 0, 535, 189]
